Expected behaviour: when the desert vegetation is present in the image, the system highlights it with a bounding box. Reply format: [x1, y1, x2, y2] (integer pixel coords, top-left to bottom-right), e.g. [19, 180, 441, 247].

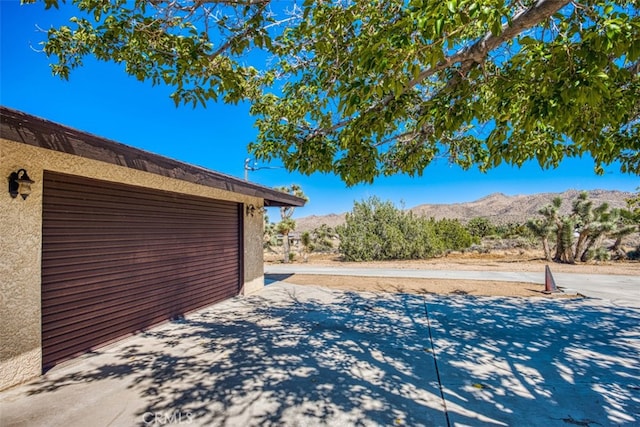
[266, 190, 640, 265]
[336, 197, 475, 261]
[527, 191, 640, 263]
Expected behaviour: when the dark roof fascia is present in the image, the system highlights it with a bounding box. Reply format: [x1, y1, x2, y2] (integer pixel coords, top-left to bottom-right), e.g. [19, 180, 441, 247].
[0, 106, 305, 207]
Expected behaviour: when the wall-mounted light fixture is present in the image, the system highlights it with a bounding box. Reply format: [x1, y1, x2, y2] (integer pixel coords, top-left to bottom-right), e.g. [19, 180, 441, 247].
[245, 204, 265, 217]
[8, 169, 35, 200]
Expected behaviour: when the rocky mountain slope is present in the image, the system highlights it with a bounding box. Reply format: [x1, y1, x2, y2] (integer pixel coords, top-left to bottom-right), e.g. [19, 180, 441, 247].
[294, 189, 634, 232]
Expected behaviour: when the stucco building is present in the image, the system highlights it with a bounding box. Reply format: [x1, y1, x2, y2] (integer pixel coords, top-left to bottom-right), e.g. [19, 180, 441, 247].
[0, 106, 305, 390]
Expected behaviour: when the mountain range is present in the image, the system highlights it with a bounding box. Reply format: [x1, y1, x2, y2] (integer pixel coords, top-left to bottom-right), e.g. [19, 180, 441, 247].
[294, 189, 635, 232]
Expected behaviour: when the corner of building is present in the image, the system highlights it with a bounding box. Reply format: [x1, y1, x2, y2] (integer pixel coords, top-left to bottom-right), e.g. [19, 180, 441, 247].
[242, 202, 266, 295]
[0, 140, 44, 390]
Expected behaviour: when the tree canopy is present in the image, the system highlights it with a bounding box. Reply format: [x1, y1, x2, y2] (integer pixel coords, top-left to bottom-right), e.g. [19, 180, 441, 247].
[30, 0, 640, 185]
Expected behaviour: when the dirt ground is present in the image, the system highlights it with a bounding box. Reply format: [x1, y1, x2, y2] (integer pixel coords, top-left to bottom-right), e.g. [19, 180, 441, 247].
[265, 249, 640, 298]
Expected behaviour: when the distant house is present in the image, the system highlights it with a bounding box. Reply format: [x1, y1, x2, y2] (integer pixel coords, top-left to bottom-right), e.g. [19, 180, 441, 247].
[0, 106, 305, 390]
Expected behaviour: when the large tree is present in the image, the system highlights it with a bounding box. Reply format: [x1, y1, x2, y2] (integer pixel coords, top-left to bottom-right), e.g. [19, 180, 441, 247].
[31, 0, 639, 184]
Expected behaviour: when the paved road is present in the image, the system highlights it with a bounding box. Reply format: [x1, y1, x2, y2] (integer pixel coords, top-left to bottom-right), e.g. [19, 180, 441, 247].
[265, 265, 640, 308]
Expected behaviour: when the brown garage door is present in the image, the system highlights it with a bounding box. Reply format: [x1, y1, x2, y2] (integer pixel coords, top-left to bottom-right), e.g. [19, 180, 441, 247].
[41, 171, 242, 369]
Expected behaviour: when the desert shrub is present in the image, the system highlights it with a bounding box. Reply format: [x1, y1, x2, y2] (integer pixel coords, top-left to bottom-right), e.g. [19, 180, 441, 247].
[495, 222, 534, 239]
[436, 218, 477, 250]
[309, 224, 337, 252]
[404, 217, 445, 259]
[585, 247, 611, 262]
[337, 197, 474, 261]
[337, 197, 416, 261]
[468, 244, 490, 254]
[466, 217, 495, 238]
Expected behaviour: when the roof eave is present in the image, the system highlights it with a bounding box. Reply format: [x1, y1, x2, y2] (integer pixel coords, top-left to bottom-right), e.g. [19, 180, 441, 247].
[0, 106, 306, 208]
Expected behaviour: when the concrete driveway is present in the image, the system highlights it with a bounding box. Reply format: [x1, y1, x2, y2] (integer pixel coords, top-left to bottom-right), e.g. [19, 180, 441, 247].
[1, 282, 639, 427]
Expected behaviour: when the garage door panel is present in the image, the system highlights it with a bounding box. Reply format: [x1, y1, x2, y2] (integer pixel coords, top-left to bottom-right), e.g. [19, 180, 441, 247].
[42, 249, 235, 285]
[43, 194, 238, 220]
[42, 267, 238, 314]
[41, 259, 237, 288]
[42, 244, 238, 265]
[43, 279, 238, 330]
[42, 285, 238, 363]
[42, 222, 238, 234]
[42, 215, 238, 234]
[42, 171, 242, 370]
[43, 179, 240, 207]
[42, 239, 239, 260]
[43, 205, 238, 223]
[43, 284, 237, 355]
[43, 277, 234, 339]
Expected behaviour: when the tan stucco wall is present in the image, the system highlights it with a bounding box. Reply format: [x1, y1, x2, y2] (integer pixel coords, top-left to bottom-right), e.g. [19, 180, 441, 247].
[0, 138, 264, 390]
[243, 205, 265, 295]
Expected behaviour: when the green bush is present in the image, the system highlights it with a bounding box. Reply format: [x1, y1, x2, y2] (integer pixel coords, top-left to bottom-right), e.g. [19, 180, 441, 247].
[436, 218, 477, 250]
[495, 222, 535, 239]
[337, 197, 474, 261]
[466, 217, 495, 238]
[309, 224, 336, 252]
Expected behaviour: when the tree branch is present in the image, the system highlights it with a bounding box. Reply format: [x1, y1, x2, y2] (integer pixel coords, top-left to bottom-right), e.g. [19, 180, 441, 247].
[307, 0, 572, 141]
[206, 2, 270, 59]
[410, 0, 571, 96]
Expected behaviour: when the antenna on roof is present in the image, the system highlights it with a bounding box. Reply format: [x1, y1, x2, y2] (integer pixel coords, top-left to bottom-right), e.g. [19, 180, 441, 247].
[244, 158, 282, 181]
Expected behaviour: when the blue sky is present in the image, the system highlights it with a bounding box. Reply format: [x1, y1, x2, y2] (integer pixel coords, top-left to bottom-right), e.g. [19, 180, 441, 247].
[1, 1, 637, 219]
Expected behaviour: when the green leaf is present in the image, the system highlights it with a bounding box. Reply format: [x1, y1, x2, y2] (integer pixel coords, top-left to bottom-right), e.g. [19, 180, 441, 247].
[447, 0, 457, 14]
[27, 0, 640, 185]
[435, 18, 444, 36]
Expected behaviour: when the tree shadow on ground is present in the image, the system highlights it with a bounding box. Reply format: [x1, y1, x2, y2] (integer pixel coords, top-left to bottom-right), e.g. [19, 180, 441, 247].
[10, 283, 640, 427]
[18, 284, 446, 426]
[264, 273, 293, 285]
[426, 296, 640, 426]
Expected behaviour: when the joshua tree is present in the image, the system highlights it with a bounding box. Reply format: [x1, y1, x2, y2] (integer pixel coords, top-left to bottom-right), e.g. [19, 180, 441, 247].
[275, 218, 296, 263]
[311, 224, 337, 252]
[275, 184, 308, 263]
[300, 231, 314, 262]
[572, 192, 593, 261]
[527, 197, 570, 262]
[529, 192, 625, 264]
[526, 217, 554, 262]
[263, 213, 278, 252]
[578, 204, 618, 262]
[610, 190, 640, 259]
[556, 216, 576, 263]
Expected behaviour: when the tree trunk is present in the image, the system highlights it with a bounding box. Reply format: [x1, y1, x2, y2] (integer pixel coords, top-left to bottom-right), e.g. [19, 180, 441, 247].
[583, 227, 611, 261]
[562, 245, 575, 264]
[554, 219, 575, 263]
[580, 234, 604, 262]
[282, 232, 290, 264]
[573, 231, 589, 262]
[542, 237, 552, 261]
[610, 236, 627, 260]
[553, 226, 564, 262]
